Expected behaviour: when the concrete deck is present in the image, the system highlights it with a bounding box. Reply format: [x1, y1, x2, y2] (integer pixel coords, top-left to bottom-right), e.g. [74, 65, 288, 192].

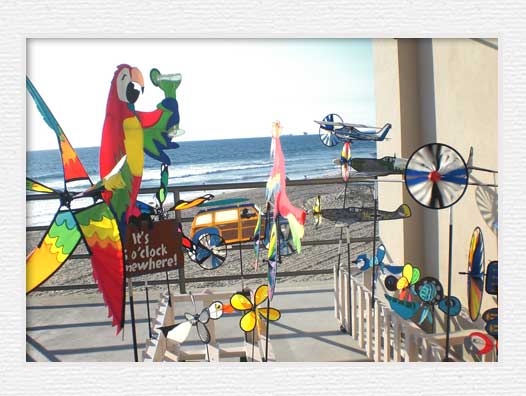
[26, 281, 370, 362]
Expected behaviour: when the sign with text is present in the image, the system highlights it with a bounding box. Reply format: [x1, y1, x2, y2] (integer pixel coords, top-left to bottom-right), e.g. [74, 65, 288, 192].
[124, 219, 184, 278]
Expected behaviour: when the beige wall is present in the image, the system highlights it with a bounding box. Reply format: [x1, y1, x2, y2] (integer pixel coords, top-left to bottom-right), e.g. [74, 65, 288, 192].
[373, 38, 498, 332]
[372, 39, 405, 267]
[431, 39, 498, 305]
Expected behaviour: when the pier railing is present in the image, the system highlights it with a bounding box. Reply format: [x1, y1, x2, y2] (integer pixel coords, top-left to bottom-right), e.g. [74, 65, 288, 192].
[26, 176, 377, 294]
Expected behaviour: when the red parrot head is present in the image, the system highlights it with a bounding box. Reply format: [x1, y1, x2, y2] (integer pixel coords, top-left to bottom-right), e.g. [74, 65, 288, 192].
[106, 64, 145, 112]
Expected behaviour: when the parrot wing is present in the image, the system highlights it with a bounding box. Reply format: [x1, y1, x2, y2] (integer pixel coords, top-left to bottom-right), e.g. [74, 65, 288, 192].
[73, 155, 128, 199]
[137, 98, 181, 165]
[74, 202, 125, 334]
[27, 210, 82, 293]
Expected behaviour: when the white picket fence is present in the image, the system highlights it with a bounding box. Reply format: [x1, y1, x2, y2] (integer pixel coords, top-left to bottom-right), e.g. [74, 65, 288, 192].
[333, 263, 496, 362]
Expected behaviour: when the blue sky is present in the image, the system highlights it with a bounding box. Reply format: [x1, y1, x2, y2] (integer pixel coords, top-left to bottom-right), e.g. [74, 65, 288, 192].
[27, 39, 375, 151]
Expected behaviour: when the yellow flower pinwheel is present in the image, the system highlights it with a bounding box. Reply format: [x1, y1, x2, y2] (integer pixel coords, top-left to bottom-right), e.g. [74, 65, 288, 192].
[230, 284, 281, 333]
[396, 263, 420, 301]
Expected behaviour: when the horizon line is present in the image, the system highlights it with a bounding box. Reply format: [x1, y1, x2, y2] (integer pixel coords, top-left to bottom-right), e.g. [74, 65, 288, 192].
[27, 132, 317, 152]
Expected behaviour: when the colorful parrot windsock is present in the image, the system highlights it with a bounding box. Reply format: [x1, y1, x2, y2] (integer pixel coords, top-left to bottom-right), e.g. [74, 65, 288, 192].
[264, 121, 307, 300]
[99, 65, 182, 234]
[265, 121, 307, 253]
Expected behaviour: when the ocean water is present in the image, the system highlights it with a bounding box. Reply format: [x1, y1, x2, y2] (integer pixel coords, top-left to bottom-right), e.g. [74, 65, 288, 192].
[27, 135, 376, 226]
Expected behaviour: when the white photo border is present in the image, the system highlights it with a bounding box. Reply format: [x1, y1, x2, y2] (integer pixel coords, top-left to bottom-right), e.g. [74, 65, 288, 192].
[2, 0, 522, 394]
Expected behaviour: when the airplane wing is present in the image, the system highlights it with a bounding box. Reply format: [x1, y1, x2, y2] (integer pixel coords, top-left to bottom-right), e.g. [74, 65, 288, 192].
[314, 120, 344, 127]
[356, 133, 381, 140]
[349, 169, 392, 177]
[316, 120, 381, 130]
[341, 122, 381, 129]
[353, 123, 392, 141]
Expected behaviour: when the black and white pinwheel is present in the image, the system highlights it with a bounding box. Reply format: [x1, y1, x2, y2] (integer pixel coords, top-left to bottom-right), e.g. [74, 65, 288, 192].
[159, 293, 226, 345]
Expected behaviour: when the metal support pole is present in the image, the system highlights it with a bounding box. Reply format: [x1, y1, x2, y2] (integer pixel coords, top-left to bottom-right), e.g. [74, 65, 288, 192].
[265, 215, 280, 362]
[128, 277, 139, 362]
[165, 270, 172, 306]
[371, 181, 378, 310]
[337, 177, 353, 335]
[239, 242, 245, 290]
[173, 190, 186, 294]
[445, 206, 454, 361]
[145, 280, 152, 339]
[336, 178, 349, 274]
[346, 228, 352, 336]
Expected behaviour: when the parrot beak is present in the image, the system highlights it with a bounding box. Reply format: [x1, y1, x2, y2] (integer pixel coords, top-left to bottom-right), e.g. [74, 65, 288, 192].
[130, 67, 145, 93]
